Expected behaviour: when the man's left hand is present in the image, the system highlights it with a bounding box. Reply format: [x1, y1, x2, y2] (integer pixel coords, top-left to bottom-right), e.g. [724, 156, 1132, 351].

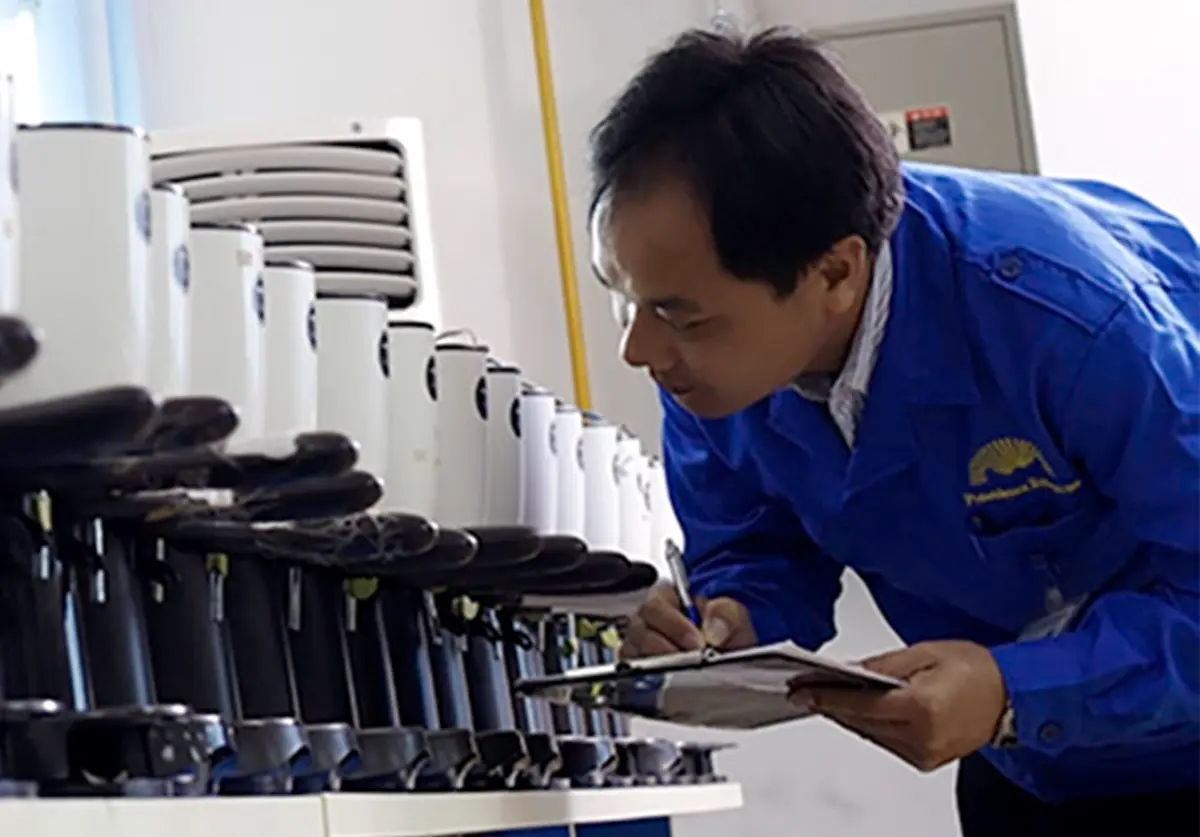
[789, 640, 1008, 773]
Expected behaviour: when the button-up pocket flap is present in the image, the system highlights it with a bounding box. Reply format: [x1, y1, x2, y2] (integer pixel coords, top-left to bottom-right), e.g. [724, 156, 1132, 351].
[972, 512, 1084, 567]
[972, 502, 1136, 601]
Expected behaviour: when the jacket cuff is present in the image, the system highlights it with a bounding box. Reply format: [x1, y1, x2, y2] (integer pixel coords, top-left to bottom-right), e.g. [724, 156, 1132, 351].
[989, 637, 1087, 755]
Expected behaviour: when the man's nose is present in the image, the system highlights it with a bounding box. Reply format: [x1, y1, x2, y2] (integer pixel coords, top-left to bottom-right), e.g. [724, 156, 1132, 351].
[620, 306, 673, 371]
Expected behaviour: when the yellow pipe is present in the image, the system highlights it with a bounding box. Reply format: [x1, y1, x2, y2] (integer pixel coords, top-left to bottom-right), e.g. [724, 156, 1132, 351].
[528, 0, 593, 410]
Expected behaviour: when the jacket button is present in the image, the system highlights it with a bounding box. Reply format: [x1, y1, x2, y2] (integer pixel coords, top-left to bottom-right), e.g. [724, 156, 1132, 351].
[1038, 722, 1061, 744]
[997, 256, 1022, 280]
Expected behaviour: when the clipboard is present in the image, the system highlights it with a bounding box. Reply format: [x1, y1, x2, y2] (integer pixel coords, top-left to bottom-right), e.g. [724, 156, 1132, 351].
[513, 641, 903, 730]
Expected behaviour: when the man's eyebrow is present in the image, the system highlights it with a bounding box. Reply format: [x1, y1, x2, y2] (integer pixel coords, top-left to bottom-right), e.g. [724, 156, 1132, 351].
[587, 261, 703, 313]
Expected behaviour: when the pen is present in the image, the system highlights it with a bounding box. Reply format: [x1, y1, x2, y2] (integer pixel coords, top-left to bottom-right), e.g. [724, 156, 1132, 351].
[664, 539, 703, 630]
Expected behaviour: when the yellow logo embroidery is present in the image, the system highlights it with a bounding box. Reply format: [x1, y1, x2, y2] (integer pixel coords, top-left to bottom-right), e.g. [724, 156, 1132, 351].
[964, 437, 1081, 506]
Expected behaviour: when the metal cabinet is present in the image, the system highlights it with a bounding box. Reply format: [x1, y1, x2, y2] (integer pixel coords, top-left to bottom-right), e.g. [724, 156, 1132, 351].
[813, 5, 1039, 173]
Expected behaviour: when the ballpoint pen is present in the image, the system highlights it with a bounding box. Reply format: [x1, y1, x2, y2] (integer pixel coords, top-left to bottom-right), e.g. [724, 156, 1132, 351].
[664, 539, 703, 630]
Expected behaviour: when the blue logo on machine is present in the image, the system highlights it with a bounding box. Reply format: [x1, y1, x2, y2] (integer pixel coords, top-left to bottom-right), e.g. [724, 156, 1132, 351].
[474, 375, 488, 421]
[306, 302, 317, 351]
[172, 244, 190, 292]
[425, 355, 437, 400]
[510, 397, 520, 438]
[253, 274, 265, 324]
[135, 189, 151, 243]
[378, 330, 390, 378]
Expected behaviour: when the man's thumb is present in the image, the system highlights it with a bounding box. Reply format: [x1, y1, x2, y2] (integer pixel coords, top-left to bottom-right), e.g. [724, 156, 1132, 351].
[701, 598, 752, 649]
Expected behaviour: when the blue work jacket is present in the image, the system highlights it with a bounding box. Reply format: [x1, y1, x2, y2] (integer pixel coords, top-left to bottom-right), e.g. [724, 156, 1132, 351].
[662, 162, 1199, 802]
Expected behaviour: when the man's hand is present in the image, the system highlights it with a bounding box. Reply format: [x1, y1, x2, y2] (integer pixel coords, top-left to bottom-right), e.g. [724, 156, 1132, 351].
[790, 640, 1008, 772]
[620, 584, 757, 659]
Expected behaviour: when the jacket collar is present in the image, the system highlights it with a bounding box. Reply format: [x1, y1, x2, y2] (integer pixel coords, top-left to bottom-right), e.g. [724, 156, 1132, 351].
[881, 199, 981, 407]
[765, 196, 982, 500]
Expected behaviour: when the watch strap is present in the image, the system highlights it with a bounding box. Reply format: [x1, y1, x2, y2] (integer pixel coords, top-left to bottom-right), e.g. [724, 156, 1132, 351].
[990, 700, 1018, 749]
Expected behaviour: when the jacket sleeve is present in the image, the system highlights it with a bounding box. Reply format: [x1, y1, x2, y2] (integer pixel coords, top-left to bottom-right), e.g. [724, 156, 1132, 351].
[659, 390, 844, 649]
[989, 297, 1200, 754]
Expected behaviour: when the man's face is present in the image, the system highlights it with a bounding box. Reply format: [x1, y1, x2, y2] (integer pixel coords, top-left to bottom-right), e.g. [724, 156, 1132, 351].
[593, 180, 863, 419]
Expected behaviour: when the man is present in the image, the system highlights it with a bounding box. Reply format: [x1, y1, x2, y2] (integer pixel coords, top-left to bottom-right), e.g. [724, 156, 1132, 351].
[588, 26, 1199, 837]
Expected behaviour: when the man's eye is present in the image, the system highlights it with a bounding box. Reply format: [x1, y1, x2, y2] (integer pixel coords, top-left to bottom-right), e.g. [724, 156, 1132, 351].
[675, 318, 710, 333]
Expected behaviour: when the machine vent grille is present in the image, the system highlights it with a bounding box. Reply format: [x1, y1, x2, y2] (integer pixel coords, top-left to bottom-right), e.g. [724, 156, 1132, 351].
[152, 139, 417, 307]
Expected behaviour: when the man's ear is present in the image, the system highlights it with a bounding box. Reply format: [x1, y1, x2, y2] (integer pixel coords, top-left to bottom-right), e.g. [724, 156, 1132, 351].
[818, 235, 870, 315]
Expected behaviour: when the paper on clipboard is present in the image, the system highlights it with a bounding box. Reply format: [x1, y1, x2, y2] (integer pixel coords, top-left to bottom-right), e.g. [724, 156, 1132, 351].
[513, 641, 903, 730]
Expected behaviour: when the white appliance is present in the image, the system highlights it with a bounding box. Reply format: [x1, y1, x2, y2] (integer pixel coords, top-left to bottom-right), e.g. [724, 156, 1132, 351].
[187, 222, 265, 444]
[261, 259, 318, 437]
[484, 360, 522, 526]
[5, 123, 151, 407]
[315, 293, 390, 480]
[518, 384, 558, 536]
[616, 432, 652, 562]
[581, 413, 620, 551]
[433, 339, 488, 528]
[0, 73, 17, 313]
[383, 319, 438, 517]
[149, 119, 442, 326]
[645, 455, 682, 578]
[148, 183, 191, 399]
[552, 404, 585, 541]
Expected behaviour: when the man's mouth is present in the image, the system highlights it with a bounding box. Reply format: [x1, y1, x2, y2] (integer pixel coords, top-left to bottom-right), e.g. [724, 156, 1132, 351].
[657, 380, 694, 396]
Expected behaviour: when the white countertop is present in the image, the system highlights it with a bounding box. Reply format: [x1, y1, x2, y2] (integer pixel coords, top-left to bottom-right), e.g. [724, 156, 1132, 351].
[0, 783, 743, 837]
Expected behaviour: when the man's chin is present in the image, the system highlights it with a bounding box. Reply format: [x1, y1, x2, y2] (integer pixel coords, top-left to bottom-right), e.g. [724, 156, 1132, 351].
[670, 389, 737, 419]
[670, 385, 779, 418]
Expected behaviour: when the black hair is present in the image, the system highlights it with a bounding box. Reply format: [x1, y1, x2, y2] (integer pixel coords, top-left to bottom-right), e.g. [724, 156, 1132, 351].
[588, 26, 904, 296]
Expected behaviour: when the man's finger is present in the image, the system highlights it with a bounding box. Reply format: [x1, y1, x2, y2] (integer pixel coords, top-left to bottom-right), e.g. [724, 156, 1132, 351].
[793, 686, 917, 722]
[827, 713, 954, 773]
[700, 597, 755, 650]
[620, 621, 686, 659]
[815, 697, 957, 774]
[641, 591, 705, 651]
[647, 583, 682, 609]
[857, 643, 942, 679]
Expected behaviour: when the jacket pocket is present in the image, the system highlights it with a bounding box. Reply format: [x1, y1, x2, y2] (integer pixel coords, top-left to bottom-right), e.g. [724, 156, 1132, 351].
[971, 500, 1138, 602]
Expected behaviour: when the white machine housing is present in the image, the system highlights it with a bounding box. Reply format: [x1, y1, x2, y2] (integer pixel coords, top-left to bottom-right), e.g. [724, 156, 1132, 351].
[147, 118, 443, 328]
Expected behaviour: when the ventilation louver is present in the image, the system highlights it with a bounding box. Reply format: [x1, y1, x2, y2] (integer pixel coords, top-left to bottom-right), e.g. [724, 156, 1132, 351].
[152, 138, 417, 307]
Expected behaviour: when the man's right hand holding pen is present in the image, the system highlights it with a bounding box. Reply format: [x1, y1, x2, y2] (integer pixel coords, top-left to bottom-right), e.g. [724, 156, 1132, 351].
[619, 585, 759, 659]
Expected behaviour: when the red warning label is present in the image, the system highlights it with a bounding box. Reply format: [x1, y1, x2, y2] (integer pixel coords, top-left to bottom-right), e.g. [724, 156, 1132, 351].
[905, 105, 952, 151]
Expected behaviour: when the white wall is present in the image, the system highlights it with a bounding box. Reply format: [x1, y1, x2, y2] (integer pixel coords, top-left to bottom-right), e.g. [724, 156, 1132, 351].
[479, 0, 721, 444]
[757, 0, 993, 27]
[128, 3, 1003, 837]
[1015, 0, 1200, 230]
[131, 0, 717, 445]
[132, 0, 522, 383]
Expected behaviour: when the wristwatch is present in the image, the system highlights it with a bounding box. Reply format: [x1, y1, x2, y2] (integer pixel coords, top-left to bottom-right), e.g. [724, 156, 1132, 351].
[990, 699, 1018, 749]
